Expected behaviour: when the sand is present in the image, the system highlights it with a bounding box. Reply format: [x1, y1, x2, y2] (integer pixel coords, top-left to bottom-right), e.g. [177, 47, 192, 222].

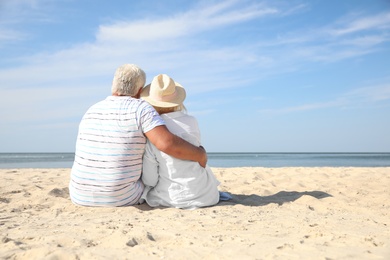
[0, 167, 389, 259]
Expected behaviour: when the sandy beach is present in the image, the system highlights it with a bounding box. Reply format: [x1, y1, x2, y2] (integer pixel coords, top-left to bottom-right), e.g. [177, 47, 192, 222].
[0, 167, 389, 259]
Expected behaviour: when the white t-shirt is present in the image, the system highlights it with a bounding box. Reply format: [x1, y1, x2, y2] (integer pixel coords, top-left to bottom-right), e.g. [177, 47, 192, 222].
[69, 96, 164, 207]
[141, 111, 220, 209]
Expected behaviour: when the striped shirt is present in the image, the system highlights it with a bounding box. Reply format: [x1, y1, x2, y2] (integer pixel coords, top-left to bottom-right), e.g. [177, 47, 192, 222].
[69, 96, 164, 207]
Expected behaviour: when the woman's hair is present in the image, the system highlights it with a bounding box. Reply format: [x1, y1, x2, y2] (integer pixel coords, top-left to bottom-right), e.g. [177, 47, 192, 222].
[111, 64, 146, 96]
[154, 104, 187, 115]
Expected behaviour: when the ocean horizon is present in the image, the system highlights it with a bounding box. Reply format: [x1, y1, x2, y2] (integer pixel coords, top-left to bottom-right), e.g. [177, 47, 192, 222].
[0, 152, 390, 168]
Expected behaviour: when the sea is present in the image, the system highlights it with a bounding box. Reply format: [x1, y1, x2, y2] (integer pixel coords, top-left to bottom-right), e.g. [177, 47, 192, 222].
[0, 152, 390, 168]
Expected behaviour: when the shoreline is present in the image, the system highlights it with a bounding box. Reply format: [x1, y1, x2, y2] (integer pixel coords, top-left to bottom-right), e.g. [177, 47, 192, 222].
[1, 167, 389, 259]
[1, 152, 390, 169]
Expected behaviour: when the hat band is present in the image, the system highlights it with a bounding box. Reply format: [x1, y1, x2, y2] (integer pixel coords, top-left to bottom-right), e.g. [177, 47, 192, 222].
[150, 90, 177, 102]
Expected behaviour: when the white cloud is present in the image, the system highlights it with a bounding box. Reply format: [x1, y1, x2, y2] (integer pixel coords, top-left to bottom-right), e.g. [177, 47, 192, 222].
[0, 84, 103, 123]
[0, 0, 61, 48]
[330, 12, 390, 36]
[256, 11, 390, 64]
[345, 84, 390, 102]
[259, 100, 346, 115]
[296, 46, 376, 63]
[3, 2, 387, 92]
[0, 1, 282, 98]
[339, 34, 389, 47]
[280, 3, 308, 16]
[0, 0, 55, 23]
[97, 0, 278, 43]
[259, 83, 390, 115]
[1, 1, 389, 122]
[0, 28, 25, 43]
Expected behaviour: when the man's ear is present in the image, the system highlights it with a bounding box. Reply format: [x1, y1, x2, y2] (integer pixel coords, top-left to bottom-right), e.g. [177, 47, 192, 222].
[135, 87, 143, 99]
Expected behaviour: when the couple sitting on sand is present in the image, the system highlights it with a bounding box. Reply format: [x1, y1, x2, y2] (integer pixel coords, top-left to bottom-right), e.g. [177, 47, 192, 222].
[69, 64, 229, 209]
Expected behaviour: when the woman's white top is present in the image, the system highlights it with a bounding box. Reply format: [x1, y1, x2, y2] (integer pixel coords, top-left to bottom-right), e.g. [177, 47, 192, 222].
[141, 111, 220, 209]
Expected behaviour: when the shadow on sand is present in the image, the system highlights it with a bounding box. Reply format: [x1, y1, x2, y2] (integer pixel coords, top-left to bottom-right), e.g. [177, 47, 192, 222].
[218, 190, 332, 207]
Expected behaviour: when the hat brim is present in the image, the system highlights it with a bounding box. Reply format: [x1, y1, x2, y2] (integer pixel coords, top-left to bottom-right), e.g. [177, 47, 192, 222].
[140, 82, 186, 108]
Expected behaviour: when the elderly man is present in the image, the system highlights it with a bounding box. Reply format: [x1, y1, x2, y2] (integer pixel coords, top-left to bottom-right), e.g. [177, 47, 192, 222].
[69, 64, 207, 207]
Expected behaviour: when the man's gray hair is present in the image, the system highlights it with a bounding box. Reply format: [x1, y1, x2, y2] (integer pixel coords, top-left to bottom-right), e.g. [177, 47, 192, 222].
[111, 64, 146, 96]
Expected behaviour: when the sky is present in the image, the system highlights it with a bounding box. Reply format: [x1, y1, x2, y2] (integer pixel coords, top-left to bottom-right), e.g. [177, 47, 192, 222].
[1, 0, 390, 153]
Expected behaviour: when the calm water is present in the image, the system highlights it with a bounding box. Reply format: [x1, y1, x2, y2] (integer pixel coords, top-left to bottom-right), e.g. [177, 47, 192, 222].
[0, 153, 389, 168]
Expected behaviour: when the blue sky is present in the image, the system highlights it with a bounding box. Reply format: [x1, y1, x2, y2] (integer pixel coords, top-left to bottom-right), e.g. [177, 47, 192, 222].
[1, 0, 390, 153]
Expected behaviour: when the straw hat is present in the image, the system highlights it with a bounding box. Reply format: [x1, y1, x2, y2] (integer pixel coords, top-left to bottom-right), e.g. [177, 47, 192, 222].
[141, 74, 186, 108]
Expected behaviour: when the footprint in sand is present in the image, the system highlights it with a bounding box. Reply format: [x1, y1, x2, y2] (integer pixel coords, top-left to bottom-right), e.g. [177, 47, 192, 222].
[126, 238, 138, 247]
[0, 197, 11, 203]
[48, 188, 69, 198]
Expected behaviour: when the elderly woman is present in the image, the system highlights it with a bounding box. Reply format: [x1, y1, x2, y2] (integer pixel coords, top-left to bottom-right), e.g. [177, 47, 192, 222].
[140, 74, 221, 209]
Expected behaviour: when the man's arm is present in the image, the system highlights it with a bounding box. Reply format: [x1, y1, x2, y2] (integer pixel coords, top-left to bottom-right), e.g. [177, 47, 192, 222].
[145, 125, 208, 167]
